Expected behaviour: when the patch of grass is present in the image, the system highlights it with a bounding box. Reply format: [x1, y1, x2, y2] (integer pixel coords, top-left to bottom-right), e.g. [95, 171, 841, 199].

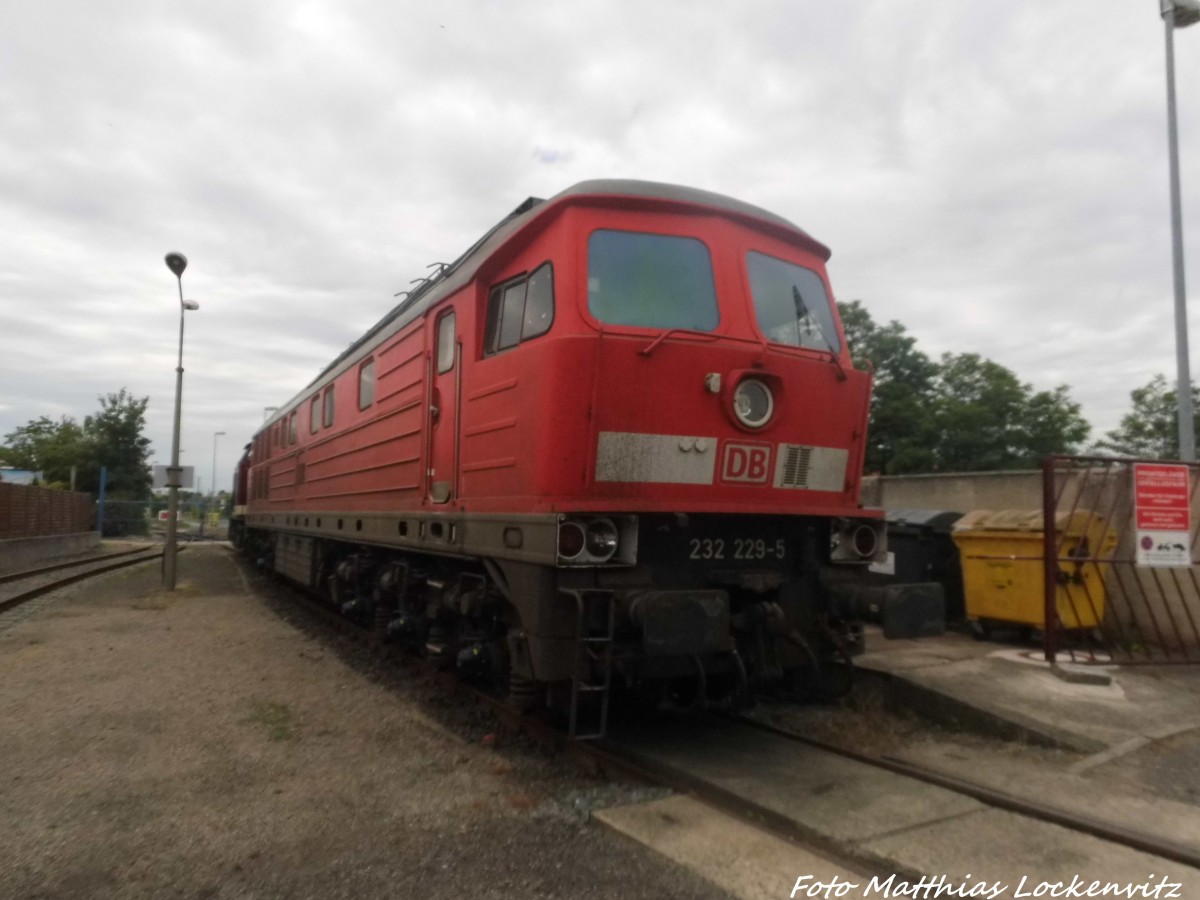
[245, 701, 296, 742]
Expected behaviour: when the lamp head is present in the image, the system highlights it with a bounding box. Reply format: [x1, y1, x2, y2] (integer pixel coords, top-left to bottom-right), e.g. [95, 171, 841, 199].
[165, 252, 188, 278]
[182, 299, 199, 311]
[1165, 0, 1200, 26]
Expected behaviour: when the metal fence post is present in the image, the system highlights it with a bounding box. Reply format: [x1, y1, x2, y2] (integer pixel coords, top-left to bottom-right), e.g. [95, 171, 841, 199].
[96, 466, 107, 538]
[1042, 456, 1058, 664]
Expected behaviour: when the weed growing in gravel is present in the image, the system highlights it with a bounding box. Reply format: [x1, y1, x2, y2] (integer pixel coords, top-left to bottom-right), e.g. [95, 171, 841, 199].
[245, 700, 295, 741]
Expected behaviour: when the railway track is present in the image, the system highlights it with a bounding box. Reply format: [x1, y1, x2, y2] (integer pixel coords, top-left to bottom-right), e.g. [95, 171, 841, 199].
[231, 548, 1200, 882]
[0, 545, 174, 617]
[601, 714, 1200, 874]
[721, 714, 1200, 872]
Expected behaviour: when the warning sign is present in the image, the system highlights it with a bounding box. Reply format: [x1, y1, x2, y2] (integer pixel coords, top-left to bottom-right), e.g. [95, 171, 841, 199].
[1133, 463, 1193, 567]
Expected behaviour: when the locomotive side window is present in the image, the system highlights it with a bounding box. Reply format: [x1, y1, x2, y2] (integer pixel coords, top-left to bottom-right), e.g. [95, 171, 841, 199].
[746, 251, 841, 353]
[436, 311, 456, 373]
[288, 411, 297, 445]
[522, 264, 554, 340]
[323, 386, 335, 427]
[358, 359, 375, 410]
[587, 230, 718, 331]
[310, 397, 320, 434]
[484, 262, 555, 356]
[498, 282, 525, 351]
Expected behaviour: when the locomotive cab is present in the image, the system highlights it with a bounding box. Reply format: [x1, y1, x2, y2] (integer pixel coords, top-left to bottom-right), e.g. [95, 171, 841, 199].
[471, 185, 907, 713]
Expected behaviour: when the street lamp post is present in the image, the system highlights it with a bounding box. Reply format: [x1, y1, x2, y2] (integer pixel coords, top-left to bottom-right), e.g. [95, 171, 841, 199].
[1161, 0, 1200, 460]
[164, 252, 198, 590]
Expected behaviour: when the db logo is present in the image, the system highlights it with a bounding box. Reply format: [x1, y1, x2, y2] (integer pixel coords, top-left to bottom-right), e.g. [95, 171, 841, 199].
[721, 442, 772, 484]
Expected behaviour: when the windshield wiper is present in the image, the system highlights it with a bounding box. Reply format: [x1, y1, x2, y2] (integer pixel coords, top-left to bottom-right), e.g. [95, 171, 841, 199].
[792, 286, 847, 382]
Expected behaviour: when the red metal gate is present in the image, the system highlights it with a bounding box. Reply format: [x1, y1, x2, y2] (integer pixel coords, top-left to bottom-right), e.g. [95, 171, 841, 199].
[1043, 455, 1200, 664]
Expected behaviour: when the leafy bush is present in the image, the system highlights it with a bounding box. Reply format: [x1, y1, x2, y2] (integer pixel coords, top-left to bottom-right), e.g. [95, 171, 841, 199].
[100, 500, 150, 537]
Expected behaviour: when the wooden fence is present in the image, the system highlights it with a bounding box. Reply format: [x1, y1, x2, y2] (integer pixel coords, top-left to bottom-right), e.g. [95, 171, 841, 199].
[0, 482, 95, 539]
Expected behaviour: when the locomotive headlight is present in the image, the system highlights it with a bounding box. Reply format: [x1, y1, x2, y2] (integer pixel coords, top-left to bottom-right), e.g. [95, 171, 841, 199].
[732, 378, 774, 429]
[585, 518, 619, 563]
[851, 524, 878, 559]
[558, 520, 586, 560]
[556, 515, 637, 566]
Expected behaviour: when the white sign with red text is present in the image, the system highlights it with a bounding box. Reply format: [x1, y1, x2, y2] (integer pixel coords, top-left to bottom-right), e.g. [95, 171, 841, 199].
[1133, 463, 1193, 568]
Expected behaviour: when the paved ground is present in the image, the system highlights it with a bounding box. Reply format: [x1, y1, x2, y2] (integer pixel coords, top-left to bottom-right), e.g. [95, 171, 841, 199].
[855, 627, 1200, 812]
[0, 544, 730, 900]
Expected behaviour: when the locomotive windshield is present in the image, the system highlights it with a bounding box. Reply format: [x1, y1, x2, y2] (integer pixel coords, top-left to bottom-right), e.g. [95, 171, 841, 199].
[746, 251, 841, 352]
[587, 230, 719, 331]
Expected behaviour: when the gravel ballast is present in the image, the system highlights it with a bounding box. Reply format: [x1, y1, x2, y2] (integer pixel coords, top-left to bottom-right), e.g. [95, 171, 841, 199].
[0, 544, 731, 899]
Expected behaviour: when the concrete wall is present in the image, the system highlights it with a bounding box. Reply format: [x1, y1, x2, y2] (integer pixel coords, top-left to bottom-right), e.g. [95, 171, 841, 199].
[0, 532, 100, 573]
[861, 470, 1043, 514]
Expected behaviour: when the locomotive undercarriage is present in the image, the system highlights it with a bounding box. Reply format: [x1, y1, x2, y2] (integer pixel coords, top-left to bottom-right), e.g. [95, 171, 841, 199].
[236, 513, 907, 739]
[239, 511, 881, 730]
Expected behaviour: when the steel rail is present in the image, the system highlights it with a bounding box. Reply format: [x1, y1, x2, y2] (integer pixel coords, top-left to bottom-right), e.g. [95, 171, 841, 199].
[0, 546, 159, 586]
[726, 713, 1200, 872]
[0, 546, 178, 616]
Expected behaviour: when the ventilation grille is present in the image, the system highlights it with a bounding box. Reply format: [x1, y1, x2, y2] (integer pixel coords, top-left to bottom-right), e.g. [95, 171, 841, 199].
[779, 444, 813, 489]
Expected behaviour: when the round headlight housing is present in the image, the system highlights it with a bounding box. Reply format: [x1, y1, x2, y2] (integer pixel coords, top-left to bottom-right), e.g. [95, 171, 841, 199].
[585, 518, 619, 563]
[558, 520, 586, 560]
[732, 378, 774, 429]
[851, 524, 879, 559]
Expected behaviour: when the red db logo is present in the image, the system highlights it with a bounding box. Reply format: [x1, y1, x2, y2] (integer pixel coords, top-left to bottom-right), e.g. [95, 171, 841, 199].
[721, 443, 771, 484]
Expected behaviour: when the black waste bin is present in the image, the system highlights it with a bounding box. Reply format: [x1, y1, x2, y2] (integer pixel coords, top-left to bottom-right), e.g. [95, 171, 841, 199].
[871, 509, 965, 622]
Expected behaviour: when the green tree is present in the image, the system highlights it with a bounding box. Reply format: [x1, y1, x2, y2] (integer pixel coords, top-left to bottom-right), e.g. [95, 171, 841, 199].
[838, 301, 939, 474]
[84, 389, 153, 498]
[931, 354, 1089, 471]
[3, 389, 153, 498]
[3, 416, 86, 486]
[839, 302, 1090, 473]
[1098, 374, 1199, 460]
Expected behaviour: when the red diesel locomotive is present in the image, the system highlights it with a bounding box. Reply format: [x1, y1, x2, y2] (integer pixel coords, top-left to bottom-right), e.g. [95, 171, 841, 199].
[231, 180, 937, 736]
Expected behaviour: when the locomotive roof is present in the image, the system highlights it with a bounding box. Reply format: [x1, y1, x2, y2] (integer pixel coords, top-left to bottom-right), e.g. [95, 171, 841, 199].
[265, 180, 822, 430]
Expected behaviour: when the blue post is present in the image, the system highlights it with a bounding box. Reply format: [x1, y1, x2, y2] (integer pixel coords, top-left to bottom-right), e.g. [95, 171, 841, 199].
[96, 466, 107, 537]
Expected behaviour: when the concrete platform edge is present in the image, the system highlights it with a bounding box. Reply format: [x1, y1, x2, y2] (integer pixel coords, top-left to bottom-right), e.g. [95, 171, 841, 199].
[609, 744, 928, 883]
[855, 666, 1107, 754]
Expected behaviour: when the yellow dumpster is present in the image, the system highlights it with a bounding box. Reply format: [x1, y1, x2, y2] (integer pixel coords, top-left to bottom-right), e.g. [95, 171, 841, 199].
[951, 509, 1118, 633]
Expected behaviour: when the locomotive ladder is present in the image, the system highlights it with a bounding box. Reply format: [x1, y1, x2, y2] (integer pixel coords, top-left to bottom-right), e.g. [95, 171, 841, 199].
[565, 589, 616, 740]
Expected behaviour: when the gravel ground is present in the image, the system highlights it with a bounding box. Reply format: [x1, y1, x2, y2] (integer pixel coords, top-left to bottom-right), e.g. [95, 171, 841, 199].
[0, 544, 730, 900]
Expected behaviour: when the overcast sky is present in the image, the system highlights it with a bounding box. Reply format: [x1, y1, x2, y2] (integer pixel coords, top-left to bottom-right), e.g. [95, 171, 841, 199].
[1, 0, 1197, 492]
